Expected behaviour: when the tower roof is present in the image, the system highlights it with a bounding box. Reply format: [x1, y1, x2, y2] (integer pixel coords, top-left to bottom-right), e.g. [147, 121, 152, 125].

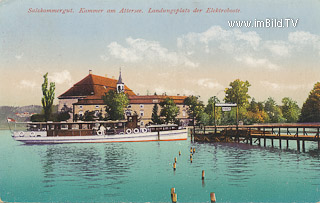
[117, 69, 124, 84]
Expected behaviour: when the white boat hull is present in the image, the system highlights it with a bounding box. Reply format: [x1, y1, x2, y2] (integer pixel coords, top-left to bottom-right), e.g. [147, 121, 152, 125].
[13, 129, 188, 144]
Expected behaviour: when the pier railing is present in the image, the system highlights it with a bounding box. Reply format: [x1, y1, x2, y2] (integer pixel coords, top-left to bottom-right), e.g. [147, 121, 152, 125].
[191, 124, 320, 151]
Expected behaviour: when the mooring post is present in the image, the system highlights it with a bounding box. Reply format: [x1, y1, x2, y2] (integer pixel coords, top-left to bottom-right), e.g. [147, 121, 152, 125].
[271, 138, 274, 147]
[210, 192, 216, 202]
[317, 127, 320, 150]
[250, 132, 252, 145]
[287, 139, 289, 149]
[302, 140, 305, 152]
[297, 128, 300, 151]
[263, 127, 266, 147]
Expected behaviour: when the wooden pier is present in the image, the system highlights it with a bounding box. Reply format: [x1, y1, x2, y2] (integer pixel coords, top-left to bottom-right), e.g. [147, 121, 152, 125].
[191, 124, 320, 151]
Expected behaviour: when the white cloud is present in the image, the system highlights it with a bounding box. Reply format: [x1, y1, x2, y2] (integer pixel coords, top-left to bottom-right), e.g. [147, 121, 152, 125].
[106, 37, 198, 68]
[260, 81, 312, 91]
[197, 78, 223, 89]
[177, 26, 261, 53]
[235, 56, 280, 70]
[264, 41, 290, 57]
[288, 31, 320, 55]
[19, 80, 37, 89]
[48, 70, 73, 85]
[15, 53, 24, 60]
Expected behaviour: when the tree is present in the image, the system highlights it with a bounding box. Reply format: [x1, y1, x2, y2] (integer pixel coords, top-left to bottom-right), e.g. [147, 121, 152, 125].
[299, 82, 320, 122]
[224, 79, 251, 123]
[41, 73, 55, 121]
[151, 104, 162, 124]
[264, 97, 285, 123]
[245, 98, 269, 124]
[184, 96, 204, 126]
[102, 90, 129, 120]
[225, 79, 251, 108]
[205, 96, 221, 126]
[160, 97, 180, 124]
[281, 97, 300, 123]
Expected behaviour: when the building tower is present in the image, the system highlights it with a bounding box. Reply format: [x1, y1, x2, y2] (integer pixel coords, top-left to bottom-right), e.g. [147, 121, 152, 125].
[117, 68, 124, 93]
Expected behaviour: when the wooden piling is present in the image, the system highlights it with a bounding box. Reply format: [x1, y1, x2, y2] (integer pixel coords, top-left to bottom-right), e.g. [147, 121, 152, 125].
[171, 188, 175, 197]
[302, 140, 305, 152]
[271, 138, 274, 147]
[210, 192, 216, 202]
[279, 138, 282, 149]
[179, 151, 181, 156]
[174, 157, 177, 163]
[190, 148, 193, 153]
[287, 139, 289, 149]
[202, 170, 205, 180]
[263, 128, 266, 147]
[173, 163, 176, 171]
[190, 157, 193, 163]
[193, 148, 196, 153]
[172, 193, 177, 203]
[297, 139, 300, 151]
[190, 154, 193, 159]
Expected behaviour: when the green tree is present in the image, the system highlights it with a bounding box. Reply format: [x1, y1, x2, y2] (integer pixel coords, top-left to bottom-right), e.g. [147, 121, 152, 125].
[102, 90, 129, 120]
[151, 104, 162, 124]
[299, 82, 320, 122]
[224, 79, 251, 123]
[41, 73, 55, 121]
[160, 97, 180, 124]
[184, 96, 204, 126]
[225, 79, 251, 107]
[281, 97, 300, 123]
[205, 96, 221, 125]
[264, 97, 285, 123]
[246, 98, 269, 124]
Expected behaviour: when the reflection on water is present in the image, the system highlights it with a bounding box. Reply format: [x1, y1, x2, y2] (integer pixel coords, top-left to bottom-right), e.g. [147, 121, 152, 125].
[40, 143, 135, 197]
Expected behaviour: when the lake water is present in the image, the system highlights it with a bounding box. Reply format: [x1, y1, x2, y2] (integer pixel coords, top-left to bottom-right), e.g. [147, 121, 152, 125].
[0, 130, 320, 202]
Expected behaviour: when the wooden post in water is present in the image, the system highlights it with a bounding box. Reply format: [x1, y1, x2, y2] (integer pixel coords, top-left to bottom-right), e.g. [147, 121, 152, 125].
[179, 151, 181, 156]
[210, 192, 216, 202]
[171, 188, 175, 198]
[173, 163, 176, 171]
[172, 193, 177, 203]
[174, 157, 177, 163]
[193, 148, 196, 153]
[317, 127, 320, 150]
[287, 139, 289, 149]
[202, 170, 205, 180]
[271, 138, 274, 147]
[263, 127, 266, 147]
[302, 140, 305, 152]
[296, 128, 300, 151]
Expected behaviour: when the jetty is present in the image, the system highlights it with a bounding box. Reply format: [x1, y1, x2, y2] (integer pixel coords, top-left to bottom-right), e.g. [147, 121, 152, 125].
[191, 123, 320, 151]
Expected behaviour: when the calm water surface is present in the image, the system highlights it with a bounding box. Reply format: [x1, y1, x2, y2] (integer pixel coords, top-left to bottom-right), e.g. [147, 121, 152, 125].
[0, 130, 320, 202]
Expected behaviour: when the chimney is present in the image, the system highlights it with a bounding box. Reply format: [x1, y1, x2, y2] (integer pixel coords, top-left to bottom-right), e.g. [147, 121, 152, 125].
[89, 70, 92, 74]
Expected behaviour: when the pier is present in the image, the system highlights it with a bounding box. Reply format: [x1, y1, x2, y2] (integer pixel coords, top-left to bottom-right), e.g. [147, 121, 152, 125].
[191, 123, 320, 151]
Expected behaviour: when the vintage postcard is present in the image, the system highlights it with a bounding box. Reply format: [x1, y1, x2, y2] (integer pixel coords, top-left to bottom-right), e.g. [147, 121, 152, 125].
[0, 0, 319, 202]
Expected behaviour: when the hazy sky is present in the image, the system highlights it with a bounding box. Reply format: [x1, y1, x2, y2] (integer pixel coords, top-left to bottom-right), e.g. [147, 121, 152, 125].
[0, 0, 319, 106]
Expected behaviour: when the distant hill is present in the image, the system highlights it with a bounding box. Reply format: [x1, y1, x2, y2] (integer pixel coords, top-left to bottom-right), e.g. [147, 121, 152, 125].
[0, 105, 42, 129]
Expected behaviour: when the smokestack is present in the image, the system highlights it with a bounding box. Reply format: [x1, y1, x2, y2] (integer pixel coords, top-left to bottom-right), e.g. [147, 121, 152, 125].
[89, 70, 92, 74]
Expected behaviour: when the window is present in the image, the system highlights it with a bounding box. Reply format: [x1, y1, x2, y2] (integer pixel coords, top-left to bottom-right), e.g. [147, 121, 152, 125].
[79, 111, 84, 116]
[95, 105, 99, 109]
[140, 111, 144, 117]
[140, 104, 144, 108]
[79, 105, 83, 109]
[140, 121, 144, 126]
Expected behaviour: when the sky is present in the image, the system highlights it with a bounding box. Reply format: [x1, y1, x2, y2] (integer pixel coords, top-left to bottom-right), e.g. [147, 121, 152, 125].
[0, 0, 320, 107]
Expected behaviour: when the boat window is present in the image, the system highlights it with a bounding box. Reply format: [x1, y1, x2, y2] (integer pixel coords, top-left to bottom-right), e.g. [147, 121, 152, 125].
[79, 105, 83, 109]
[95, 105, 99, 109]
[140, 121, 144, 126]
[140, 111, 144, 116]
[140, 104, 144, 108]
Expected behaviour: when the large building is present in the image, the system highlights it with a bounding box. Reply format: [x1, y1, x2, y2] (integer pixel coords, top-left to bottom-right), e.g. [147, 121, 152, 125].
[58, 71, 189, 127]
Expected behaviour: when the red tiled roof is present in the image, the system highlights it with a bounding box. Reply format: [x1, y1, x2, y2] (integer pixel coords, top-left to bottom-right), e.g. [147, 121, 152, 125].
[58, 74, 136, 99]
